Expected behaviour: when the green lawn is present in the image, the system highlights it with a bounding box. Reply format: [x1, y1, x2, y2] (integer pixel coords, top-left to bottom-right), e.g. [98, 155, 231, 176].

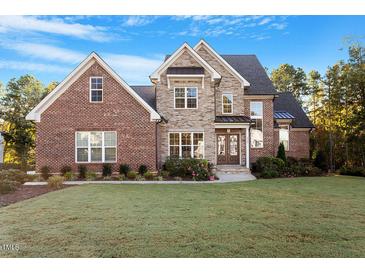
[0, 176, 364, 257]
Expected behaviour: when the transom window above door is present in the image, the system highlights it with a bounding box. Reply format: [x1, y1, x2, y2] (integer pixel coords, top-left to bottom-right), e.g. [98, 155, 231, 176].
[174, 87, 198, 109]
[222, 93, 233, 114]
[90, 77, 103, 102]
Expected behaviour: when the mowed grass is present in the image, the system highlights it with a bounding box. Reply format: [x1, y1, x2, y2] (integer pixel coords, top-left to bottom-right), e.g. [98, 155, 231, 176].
[0, 176, 364, 257]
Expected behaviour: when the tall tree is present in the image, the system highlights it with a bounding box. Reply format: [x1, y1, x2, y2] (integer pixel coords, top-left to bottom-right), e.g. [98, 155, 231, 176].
[0, 75, 46, 168]
[270, 64, 307, 104]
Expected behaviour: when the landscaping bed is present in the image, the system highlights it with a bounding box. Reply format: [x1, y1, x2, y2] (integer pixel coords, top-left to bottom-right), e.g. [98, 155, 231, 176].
[0, 184, 72, 207]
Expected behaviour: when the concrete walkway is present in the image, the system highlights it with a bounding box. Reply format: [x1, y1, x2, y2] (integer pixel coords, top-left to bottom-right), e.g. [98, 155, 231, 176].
[24, 173, 256, 186]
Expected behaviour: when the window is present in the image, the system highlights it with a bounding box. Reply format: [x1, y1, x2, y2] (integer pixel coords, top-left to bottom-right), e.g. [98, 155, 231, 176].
[279, 125, 289, 151]
[76, 131, 116, 163]
[90, 77, 103, 102]
[222, 94, 233, 114]
[168, 132, 204, 159]
[174, 87, 198, 109]
[250, 101, 263, 148]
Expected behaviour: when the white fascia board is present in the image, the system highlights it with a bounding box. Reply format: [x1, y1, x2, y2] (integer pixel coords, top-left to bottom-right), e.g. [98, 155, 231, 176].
[194, 39, 250, 88]
[26, 52, 161, 122]
[150, 42, 221, 82]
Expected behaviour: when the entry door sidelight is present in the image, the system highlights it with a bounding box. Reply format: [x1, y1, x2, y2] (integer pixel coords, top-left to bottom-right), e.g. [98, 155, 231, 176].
[217, 134, 240, 165]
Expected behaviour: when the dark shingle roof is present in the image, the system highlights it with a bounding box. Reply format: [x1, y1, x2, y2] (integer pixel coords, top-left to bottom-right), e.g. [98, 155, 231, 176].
[221, 55, 277, 95]
[274, 92, 314, 128]
[274, 111, 295, 119]
[215, 116, 251, 123]
[130, 85, 156, 110]
[167, 67, 204, 75]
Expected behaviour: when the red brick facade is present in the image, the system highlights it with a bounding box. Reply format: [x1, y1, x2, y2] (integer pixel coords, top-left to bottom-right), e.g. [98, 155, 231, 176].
[273, 129, 310, 159]
[36, 62, 157, 173]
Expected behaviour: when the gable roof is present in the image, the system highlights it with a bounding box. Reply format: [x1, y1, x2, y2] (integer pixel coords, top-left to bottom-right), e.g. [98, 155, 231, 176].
[274, 92, 314, 128]
[194, 40, 250, 88]
[221, 55, 277, 95]
[131, 85, 156, 110]
[26, 52, 161, 122]
[150, 42, 221, 82]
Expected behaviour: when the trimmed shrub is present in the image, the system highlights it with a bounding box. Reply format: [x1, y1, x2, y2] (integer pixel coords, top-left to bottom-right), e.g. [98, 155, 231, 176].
[314, 150, 328, 171]
[256, 157, 285, 173]
[78, 165, 87, 179]
[136, 174, 145, 181]
[255, 157, 285, 178]
[277, 142, 287, 163]
[144, 171, 154, 180]
[261, 169, 279, 179]
[127, 171, 137, 180]
[160, 170, 170, 178]
[0, 179, 18, 194]
[60, 165, 72, 176]
[63, 171, 75, 181]
[85, 171, 97, 181]
[0, 169, 28, 184]
[47, 175, 64, 189]
[339, 166, 365, 177]
[163, 157, 210, 180]
[119, 164, 130, 176]
[40, 166, 51, 180]
[102, 164, 112, 177]
[307, 166, 323, 176]
[138, 165, 148, 175]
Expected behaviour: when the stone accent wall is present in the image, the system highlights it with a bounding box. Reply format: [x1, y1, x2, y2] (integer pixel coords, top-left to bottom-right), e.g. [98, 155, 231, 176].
[36, 61, 157, 173]
[196, 46, 245, 116]
[244, 98, 275, 163]
[156, 49, 216, 166]
[274, 129, 310, 159]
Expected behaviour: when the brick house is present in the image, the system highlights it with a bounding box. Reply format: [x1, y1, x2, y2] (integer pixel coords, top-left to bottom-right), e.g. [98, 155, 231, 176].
[26, 40, 314, 173]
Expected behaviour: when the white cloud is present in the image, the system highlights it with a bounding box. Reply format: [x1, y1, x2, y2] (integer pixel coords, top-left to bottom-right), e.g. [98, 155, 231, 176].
[258, 17, 273, 26]
[0, 60, 70, 74]
[123, 16, 157, 27]
[268, 22, 288, 30]
[0, 16, 110, 42]
[1, 41, 85, 64]
[103, 53, 163, 84]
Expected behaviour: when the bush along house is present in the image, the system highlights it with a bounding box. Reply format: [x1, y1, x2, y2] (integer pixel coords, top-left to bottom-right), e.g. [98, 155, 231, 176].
[26, 40, 314, 175]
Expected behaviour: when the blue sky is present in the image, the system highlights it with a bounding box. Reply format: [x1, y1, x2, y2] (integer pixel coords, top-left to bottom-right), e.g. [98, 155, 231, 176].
[0, 15, 364, 86]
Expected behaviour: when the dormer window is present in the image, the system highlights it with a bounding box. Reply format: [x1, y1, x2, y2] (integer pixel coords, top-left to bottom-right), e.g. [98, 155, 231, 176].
[174, 87, 198, 109]
[90, 77, 103, 102]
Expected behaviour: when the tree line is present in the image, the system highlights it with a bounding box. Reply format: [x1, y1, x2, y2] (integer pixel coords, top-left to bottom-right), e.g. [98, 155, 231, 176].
[0, 43, 364, 171]
[270, 43, 365, 170]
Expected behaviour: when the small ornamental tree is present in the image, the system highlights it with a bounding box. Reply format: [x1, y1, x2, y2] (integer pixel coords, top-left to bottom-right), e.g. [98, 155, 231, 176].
[277, 143, 287, 163]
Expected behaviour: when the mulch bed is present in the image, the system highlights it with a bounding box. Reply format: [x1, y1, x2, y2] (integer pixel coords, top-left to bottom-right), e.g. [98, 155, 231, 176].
[0, 185, 73, 207]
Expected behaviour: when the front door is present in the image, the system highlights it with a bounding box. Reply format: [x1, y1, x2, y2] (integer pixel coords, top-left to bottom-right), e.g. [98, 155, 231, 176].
[217, 134, 240, 165]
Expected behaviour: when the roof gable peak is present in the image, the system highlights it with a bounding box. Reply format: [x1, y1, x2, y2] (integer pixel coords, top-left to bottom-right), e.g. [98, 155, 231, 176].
[150, 42, 221, 82]
[193, 39, 250, 88]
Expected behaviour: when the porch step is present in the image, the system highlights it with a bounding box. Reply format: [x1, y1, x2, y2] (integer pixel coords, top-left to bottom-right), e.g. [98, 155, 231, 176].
[216, 165, 251, 174]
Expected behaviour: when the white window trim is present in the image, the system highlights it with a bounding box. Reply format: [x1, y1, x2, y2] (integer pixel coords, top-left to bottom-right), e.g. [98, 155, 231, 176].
[75, 131, 117, 163]
[89, 76, 103, 103]
[250, 101, 264, 149]
[279, 125, 290, 151]
[222, 93, 233, 114]
[168, 132, 204, 159]
[173, 87, 198, 109]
